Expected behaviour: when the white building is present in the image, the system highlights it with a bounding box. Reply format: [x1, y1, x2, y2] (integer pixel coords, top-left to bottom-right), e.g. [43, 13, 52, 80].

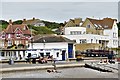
[26, 35, 75, 60]
[64, 27, 86, 35]
[63, 18, 118, 49]
[103, 20, 118, 48]
[62, 34, 109, 44]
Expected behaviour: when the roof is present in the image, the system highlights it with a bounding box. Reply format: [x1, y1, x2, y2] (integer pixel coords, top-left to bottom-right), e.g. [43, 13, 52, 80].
[64, 18, 83, 27]
[32, 35, 75, 43]
[87, 18, 116, 29]
[5, 24, 31, 35]
[22, 18, 43, 25]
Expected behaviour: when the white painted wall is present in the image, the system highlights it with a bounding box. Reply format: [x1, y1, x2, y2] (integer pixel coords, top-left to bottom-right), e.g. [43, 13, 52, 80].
[27, 42, 75, 60]
[64, 27, 86, 35]
[104, 21, 118, 48]
[62, 34, 109, 44]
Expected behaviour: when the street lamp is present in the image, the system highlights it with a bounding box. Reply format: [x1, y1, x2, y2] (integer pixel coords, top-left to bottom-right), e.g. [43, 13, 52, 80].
[43, 38, 46, 56]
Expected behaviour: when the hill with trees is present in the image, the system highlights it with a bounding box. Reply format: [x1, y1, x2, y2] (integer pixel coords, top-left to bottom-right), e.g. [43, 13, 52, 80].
[0, 19, 61, 35]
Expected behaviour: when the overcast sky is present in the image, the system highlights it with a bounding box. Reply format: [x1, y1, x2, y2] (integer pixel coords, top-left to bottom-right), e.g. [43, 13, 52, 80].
[1, 1, 119, 23]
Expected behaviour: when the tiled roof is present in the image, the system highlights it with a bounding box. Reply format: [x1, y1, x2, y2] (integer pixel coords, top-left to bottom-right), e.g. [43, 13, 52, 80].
[87, 18, 116, 29]
[32, 35, 74, 43]
[5, 24, 31, 35]
[64, 18, 83, 27]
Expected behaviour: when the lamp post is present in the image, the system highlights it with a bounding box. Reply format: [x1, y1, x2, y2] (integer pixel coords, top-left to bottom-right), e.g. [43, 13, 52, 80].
[43, 38, 46, 56]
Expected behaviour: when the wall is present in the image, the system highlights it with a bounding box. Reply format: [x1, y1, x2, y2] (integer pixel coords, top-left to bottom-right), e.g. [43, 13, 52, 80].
[75, 43, 102, 51]
[104, 21, 118, 48]
[27, 42, 75, 60]
[81, 19, 103, 35]
[62, 34, 109, 44]
[64, 27, 86, 35]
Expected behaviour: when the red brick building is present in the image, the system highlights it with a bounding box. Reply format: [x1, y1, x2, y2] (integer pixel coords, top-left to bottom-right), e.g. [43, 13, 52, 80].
[0, 20, 31, 49]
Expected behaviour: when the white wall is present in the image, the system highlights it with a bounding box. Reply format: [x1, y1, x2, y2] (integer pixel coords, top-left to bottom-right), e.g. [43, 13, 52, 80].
[27, 42, 75, 60]
[104, 21, 118, 48]
[62, 34, 109, 44]
[64, 27, 86, 35]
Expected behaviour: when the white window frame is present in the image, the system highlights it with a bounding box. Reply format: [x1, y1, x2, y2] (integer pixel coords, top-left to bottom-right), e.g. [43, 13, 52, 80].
[8, 40, 12, 46]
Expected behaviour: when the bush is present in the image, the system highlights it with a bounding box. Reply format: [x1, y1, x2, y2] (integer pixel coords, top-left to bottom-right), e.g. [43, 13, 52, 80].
[18, 44, 24, 47]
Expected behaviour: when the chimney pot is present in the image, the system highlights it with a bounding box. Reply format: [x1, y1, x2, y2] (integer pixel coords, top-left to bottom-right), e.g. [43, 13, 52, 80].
[33, 17, 35, 20]
[9, 19, 12, 24]
[23, 19, 26, 22]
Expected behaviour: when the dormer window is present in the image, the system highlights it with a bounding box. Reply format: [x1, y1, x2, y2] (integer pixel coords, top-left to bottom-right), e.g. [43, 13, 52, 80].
[104, 25, 108, 28]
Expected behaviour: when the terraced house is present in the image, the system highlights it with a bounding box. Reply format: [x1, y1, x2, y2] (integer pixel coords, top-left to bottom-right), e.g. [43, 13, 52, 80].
[0, 20, 31, 60]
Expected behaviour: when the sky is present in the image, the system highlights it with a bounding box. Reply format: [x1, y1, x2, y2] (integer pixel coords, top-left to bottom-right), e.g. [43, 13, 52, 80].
[0, 0, 119, 23]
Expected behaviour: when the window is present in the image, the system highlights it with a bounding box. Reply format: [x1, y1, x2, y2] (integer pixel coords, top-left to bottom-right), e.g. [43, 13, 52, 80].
[16, 34, 20, 38]
[8, 34, 11, 38]
[83, 32, 86, 34]
[9, 52, 10, 56]
[113, 40, 117, 45]
[91, 39, 93, 43]
[70, 31, 81, 35]
[113, 33, 115, 38]
[1, 52, 4, 56]
[80, 39, 86, 44]
[113, 33, 117, 38]
[40, 53, 44, 57]
[96, 40, 98, 43]
[46, 52, 50, 56]
[2, 41, 4, 47]
[80, 40, 82, 44]
[14, 51, 16, 56]
[2, 33, 5, 38]
[8, 40, 12, 46]
[87, 25, 90, 28]
[57, 52, 59, 57]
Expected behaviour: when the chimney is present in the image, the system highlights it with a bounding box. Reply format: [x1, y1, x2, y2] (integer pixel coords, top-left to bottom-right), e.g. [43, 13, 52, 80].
[23, 19, 26, 22]
[33, 17, 35, 20]
[64, 21, 67, 24]
[9, 19, 12, 24]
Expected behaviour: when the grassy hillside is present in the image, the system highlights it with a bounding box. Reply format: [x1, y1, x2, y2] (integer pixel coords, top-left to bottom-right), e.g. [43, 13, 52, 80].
[42, 21, 60, 29]
[0, 19, 60, 35]
[28, 25, 55, 35]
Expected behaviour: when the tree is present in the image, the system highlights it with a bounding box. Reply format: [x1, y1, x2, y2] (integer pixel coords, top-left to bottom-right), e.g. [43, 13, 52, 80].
[13, 20, 23, 24]
[0, 20, 9, 29]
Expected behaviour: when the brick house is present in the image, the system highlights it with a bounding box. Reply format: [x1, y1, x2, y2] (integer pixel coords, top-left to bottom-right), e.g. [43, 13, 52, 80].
[0, 20, 31, 49]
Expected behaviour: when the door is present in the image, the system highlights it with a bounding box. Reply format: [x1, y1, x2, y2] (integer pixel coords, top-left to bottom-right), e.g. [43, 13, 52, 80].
[62, 50, 66, 60]
[68, 44, 73, 58]
[40, 53, 44, 57]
